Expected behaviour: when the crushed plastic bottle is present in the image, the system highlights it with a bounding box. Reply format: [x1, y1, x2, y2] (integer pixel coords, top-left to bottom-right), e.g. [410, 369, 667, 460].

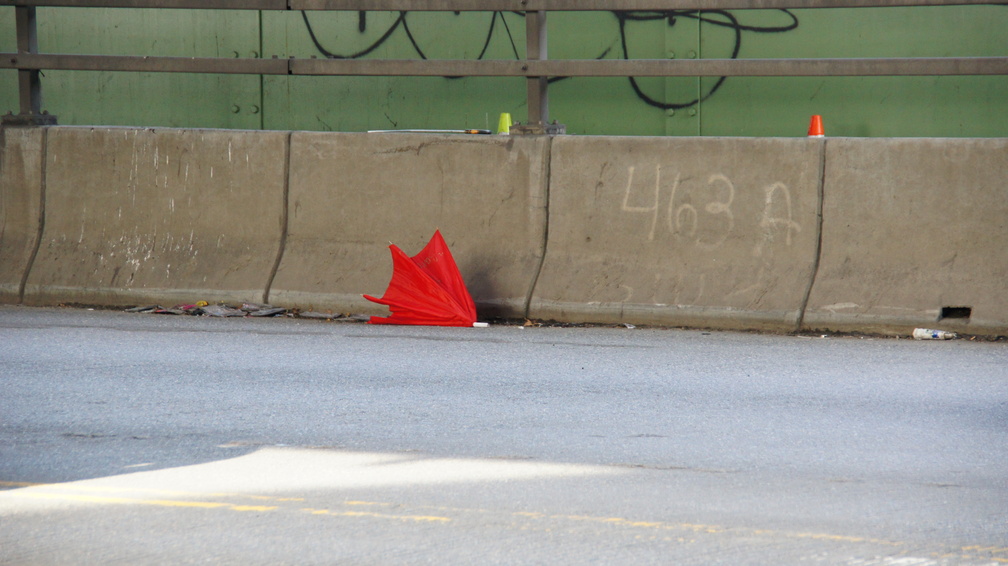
[912, 328, 957, 340]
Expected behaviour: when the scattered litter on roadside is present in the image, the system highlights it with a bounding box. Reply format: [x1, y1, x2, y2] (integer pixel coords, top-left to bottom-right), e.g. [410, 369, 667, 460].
[296, 311, 341, 320]
[200, 304, 246, 317]
[153, 307, 189, 315]
[248, 307, 288, 317]
[123, 302, 374, 322]
[912, 328, 957, 340]
[296, 311, 370, 322]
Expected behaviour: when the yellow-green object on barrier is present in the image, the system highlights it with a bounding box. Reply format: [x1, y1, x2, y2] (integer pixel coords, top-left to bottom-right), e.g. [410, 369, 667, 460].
[497, 113, 512, 135]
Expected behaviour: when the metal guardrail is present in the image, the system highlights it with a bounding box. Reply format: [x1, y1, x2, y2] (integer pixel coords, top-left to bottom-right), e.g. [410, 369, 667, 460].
[1, 0, 1002, 8]
[2, 0, 1007, 130]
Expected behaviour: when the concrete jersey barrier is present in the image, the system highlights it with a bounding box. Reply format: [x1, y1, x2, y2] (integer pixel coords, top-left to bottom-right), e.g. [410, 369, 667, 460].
[0, 127, 45, 303]
[268, 132, 549, 319]
[21, 127, 288, 307]
[530, 136, 824, 332]
[803, 137, 1008, 336]
[2, 125, 1005, 337]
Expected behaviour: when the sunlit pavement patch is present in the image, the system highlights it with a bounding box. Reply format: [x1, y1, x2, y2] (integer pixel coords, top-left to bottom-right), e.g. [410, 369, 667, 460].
[2, 448, 1006, 565]
[0, 447, 620, 513]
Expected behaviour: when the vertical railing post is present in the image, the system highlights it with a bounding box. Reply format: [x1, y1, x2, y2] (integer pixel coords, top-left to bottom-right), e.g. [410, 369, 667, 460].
[3, 5, 56, 126]
[515, 9, 564, 135]
[525, 10, 548, 128]
[16, 5, 41, 116]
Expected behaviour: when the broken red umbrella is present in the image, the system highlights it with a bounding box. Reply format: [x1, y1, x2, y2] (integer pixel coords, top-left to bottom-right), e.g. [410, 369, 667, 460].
[363, 230, 478, 327]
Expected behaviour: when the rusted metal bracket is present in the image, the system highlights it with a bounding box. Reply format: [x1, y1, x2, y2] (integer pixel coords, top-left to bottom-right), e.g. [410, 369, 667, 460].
[509, 121, 567, 136]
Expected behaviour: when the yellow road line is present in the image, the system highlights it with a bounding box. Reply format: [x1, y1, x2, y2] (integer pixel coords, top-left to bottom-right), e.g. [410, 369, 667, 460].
[0, 481, 302, 503]
[962, 545, 1008, 554]
[555, 514, 725, 534]
[0, 481, 39, 488]
[3, 482, 1000, 561]
[302, 507, 451, 523]
[513, 511, 902, 547]
[8, 491, 277, 512]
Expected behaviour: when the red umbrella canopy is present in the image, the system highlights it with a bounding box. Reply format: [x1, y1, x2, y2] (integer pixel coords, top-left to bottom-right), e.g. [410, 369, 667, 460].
[363, 230, 478, 326]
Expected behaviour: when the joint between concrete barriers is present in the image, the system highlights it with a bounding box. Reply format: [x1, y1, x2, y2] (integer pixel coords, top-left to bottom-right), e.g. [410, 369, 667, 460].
[18, 126, 48, 305]
[523, 136, 552, 320]
[263, 131, 293, 305]
[795, 138, 827, 333]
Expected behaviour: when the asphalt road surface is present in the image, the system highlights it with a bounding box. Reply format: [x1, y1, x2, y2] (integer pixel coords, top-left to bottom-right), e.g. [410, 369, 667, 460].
[1, 305, 1006, 565]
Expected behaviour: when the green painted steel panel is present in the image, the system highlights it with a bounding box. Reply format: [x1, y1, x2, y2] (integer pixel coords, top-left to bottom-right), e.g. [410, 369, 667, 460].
[261, 10, 527, 132]
[540, 12, 674, 135]
[4, 7, 263, 129]
[1, 8, 16, 115]
[663, 12, 701, 136]
[697, 6, 1008, 136]
[1, 6, 1005, 136]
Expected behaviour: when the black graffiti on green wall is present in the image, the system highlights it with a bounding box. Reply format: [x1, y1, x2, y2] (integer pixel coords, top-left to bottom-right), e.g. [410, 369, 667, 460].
[300, 10, 799, 110]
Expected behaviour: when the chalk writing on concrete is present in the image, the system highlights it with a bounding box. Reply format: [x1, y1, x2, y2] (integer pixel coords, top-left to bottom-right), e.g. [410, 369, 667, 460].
[621, 165, 799, 254]
[755, 181, 801, 257]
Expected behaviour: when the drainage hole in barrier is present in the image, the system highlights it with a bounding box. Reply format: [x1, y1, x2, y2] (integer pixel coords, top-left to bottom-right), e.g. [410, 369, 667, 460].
[939, 306, 972, 320]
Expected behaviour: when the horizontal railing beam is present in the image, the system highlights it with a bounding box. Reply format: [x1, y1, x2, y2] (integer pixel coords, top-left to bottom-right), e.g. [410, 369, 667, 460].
[529, 57, 1008, 77]
[292, 0, 1004, 9]
[0, 0, 1001, 9]
[4, 53, 1007, 76]
[0, 0, 287, 8]
[1, 53, 290, 74]
[295, 57, 1008, 77]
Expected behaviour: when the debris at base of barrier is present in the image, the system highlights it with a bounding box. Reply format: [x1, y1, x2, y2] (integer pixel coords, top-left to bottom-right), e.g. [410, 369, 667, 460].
[200, 304, 246, 317]
[912, 328, 957, 340]
[124, 302, 370, 322]
[297, 311, 369, 322]
[238, 302, 287, 317]
[295, 311, 331, 320]
[153, 307, 188, 315]
[249, 307, 287, 317]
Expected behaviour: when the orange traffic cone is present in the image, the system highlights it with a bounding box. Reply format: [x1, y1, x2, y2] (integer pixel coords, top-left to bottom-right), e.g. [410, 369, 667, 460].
[808, 115, 825, 137]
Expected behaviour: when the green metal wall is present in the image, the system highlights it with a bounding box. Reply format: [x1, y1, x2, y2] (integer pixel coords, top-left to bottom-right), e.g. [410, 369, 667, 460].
[2, 7, 1006, 136]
